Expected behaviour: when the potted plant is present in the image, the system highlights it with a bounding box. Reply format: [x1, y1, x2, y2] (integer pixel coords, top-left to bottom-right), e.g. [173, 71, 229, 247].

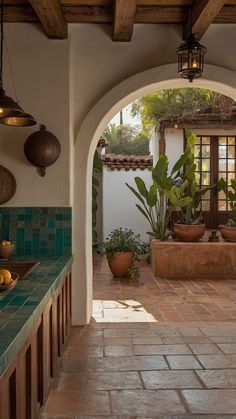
[126, 155, 178, 241]
[169, 129, 210, 242]
[218, 177, 236, 241]
[103, 228, 146, 278]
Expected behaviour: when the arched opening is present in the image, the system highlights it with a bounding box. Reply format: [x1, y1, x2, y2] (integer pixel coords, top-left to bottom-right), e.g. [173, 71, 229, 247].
[73, 63, 236, 325]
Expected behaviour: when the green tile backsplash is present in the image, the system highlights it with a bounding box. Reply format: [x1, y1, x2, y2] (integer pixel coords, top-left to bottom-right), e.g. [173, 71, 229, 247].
[0, 207, 72, 256]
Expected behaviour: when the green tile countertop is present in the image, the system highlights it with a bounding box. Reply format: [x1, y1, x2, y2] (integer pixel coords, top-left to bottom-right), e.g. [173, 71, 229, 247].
[0, 255, 73, 377]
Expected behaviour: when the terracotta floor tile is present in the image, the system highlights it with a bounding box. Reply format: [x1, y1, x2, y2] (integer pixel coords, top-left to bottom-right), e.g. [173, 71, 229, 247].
[110, 389, 186, 415]
[65, 345, 104, 359]
[134, 344, 191, 355]
[63, 355, 168, 372]
[217, 343, 236, 354]
[166, 355, 202, 369]
[182, 389, 236, 414]
[132, 336, 163, 344]
[197, 354, 236, 368]
[141, 370, 203, 389]
[103, 337, 132, 346]
[196, 369, 236, 388]
[43, 391, 110, 416]
[58, 371, 143, 390]
[104, 345, 134, 357]
[188, 343, 221, 354]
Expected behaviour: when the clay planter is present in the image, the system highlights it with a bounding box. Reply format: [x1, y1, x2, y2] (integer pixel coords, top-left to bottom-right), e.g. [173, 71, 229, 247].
[174, 223, 205, 242]
[220, 225, 236, 242]
[0, 244, 15, 259]
[107, 251, 134, 278]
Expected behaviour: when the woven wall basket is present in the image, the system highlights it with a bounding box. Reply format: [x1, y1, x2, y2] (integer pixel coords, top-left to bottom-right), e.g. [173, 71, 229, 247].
[0, 166, 16, 204]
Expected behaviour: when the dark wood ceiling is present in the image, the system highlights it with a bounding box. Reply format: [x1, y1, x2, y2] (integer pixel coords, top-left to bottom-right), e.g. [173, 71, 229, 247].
[3, 0, 236, 41]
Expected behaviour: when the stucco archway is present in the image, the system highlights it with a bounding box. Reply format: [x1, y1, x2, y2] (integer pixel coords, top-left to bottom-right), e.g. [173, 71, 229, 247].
[72, 62, 236, 325]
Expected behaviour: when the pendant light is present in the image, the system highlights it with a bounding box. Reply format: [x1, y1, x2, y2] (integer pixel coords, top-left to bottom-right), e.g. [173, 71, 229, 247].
[0, 0, 36, 126]
[176, 34, 207, 83]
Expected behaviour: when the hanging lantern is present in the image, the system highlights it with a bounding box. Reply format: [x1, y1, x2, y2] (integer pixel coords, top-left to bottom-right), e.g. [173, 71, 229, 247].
[24, 125, 61, 176]
[176, 34, 207, 83]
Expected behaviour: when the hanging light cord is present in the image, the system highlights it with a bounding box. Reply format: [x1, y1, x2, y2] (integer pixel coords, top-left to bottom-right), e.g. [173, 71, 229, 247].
[5, 39, 18, 102]
[0, 0, 4, 88]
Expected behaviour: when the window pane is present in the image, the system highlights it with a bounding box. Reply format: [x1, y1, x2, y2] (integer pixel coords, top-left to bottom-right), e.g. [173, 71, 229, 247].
[218, 201, 227, 211]
[195, 136, 201, 145]
[219, 159, 227, 171]
[202, 137, 210, 145]
[202, 145, 210, 158]
[219, 145, 227, 158]
[195, 172, 200, 185]
[219, 172, 226, 181]
[218, 190, 226, 200]
[219, 137, 227, 145]
[228, 172, 235, 184]
[228, 137, 236, 145]
[202, 159, 210, 171]
[228, 146, 235, 158]
[194, 145, 201, 158]
[204, 190, 210, 200]
[202, 172, 210, 185]
[195, 159, 201, 171]
[202, 201, 210, 211]
[228, 159, 235, 172]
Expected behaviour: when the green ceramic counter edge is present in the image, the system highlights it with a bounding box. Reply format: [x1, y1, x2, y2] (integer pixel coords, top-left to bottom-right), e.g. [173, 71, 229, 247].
[0, 255, 73, 377]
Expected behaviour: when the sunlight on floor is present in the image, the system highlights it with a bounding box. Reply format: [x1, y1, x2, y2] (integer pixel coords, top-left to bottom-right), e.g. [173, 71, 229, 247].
[93, 299, 158, 323]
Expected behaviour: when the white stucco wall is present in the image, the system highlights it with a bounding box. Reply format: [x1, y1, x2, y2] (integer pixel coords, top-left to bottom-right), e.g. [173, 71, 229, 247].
[103, 168, 152, 242]
[0, 25, 70, 206]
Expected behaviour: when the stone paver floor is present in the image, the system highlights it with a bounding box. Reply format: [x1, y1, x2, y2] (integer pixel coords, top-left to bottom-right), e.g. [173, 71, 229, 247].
[41, 256, 236, 418]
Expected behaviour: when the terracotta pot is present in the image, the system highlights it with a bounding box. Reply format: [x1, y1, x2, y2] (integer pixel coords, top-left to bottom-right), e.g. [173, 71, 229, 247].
[220, 225, 236, 242]
[107, 251, 134, 278]
[0, 244, 15, 259]
[174, 223, 205, 242]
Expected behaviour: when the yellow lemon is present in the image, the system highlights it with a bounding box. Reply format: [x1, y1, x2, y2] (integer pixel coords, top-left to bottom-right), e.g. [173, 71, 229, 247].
[3, 276, 13, 285]
[0, 274, 3, 286]
[0, 269, 11, 280]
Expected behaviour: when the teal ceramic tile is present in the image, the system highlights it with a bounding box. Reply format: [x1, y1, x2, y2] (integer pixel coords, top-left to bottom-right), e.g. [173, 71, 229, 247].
[0, 207, 72, 257]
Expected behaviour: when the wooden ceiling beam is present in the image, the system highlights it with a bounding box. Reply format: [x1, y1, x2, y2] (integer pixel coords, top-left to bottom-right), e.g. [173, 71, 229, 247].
[113, 0, 137, 41]
[28, 0, 67, 39]
[184, 0, 227, 40]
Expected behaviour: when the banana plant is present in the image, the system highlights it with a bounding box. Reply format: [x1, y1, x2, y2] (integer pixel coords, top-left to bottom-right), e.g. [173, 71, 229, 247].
[126, 155, 187, 240]
[170, 128, 210, 224]
[218, 177, 236, 226]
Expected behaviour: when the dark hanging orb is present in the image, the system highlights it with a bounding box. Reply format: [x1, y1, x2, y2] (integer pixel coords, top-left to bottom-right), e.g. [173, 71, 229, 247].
[24, 124, 61, 176]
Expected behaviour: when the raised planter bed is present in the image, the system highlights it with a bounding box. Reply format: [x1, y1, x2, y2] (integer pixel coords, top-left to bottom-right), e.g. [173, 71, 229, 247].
[151, 239, 236, 279]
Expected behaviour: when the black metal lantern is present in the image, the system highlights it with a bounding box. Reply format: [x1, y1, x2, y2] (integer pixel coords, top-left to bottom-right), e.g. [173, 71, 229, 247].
[176, 34, 207, 83]
[24, 125, 61, 176]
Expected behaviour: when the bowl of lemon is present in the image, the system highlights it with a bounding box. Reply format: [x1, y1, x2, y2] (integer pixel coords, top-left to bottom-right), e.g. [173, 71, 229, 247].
[0, 241, 15, 259]
[0, 269, 19, 291]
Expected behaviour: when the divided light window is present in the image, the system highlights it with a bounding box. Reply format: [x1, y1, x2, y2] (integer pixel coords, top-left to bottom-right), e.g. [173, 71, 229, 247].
[192, 135, 236, 228]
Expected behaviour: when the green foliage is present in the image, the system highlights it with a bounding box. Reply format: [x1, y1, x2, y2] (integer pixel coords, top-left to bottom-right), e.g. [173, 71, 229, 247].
[131, 89, 234, 134]
[168, 129, 210, 225]
[126, 155, 186, 241]
[103, 123, 150, 155]
[92, 150, 103, 249]
[103, 228, 147, 259]
[218, 177, 236, 226]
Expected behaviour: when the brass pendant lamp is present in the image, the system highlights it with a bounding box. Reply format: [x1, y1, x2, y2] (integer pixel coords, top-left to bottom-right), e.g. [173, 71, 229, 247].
[0, 0, 36, 126]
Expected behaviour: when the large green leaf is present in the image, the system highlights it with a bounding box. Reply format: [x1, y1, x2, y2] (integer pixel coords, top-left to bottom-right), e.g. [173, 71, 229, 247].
[92, 175, 99, 186]
[152, 155, 168, 182]
[135, 204, 150, 222]
[126, 182, 145, 205]
[135, 177, 149, 199]
[171, 152, 187, 176]
[147, 185, 157, 207]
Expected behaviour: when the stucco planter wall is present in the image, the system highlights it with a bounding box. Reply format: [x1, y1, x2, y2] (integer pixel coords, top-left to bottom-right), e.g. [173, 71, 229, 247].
[151, 239, 236, 279]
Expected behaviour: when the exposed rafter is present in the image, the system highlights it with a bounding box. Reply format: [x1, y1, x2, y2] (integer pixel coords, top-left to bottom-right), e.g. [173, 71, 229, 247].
[184, 0, 227, 40]
[113, 0, 137, 41]
[28, 0, 67, 39]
